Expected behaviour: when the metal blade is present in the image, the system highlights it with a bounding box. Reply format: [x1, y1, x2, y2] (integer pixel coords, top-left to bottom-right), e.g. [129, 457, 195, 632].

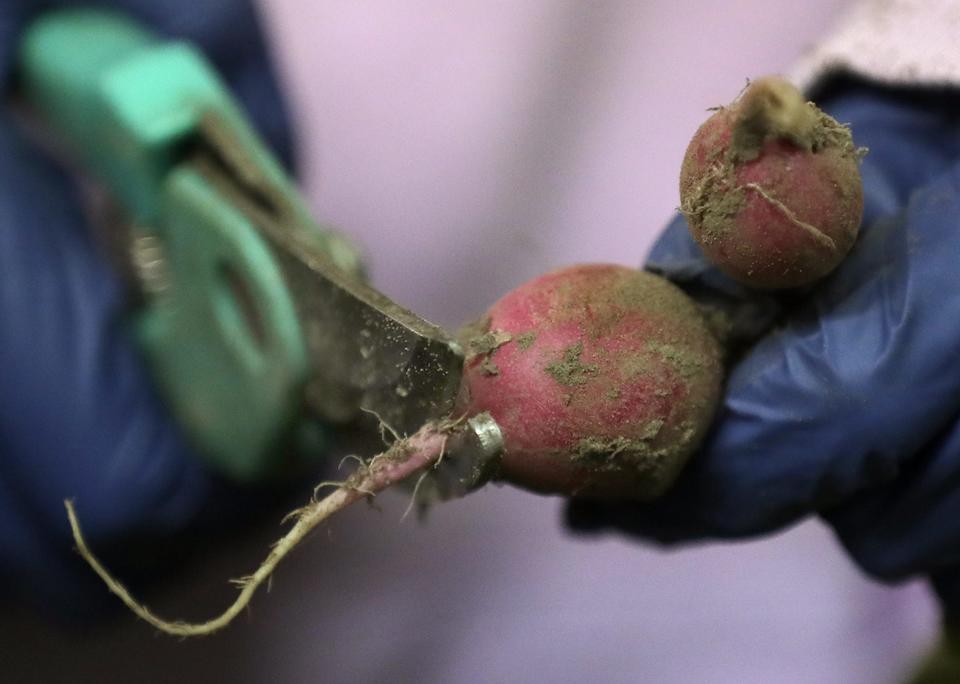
[194, 112, 465, 436]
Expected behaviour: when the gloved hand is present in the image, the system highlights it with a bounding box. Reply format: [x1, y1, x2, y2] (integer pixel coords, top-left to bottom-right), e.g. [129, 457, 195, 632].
[0, 0, 295, 620]
[567, 77, 960, 616]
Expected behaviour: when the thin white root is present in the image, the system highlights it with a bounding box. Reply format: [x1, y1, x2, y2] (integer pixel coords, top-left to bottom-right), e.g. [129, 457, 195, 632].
[742, 182, 836, 250]
[338, 454, 366, 470]
[65, 422, 454, 637]
[360, 406, 402, 444]
[400, 435, 448, 522]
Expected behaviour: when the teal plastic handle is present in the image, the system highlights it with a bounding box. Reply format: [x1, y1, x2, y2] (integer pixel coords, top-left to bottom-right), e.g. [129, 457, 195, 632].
[19, 10, 155, 144]
[20, 10, 289, 224]
[18, 9, 321, 480]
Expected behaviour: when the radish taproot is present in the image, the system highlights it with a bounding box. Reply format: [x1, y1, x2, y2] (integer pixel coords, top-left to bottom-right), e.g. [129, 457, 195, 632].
[680, 76, 863, 289]
[459, 263, 723, 499]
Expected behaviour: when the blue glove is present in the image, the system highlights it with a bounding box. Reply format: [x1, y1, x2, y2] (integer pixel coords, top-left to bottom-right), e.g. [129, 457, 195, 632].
[0, 0, 295, 620]
[567, 77, 960, 615]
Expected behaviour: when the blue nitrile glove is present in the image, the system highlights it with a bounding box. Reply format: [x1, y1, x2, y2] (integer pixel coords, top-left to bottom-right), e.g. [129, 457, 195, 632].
[567, 77, 960, 615]
[0, 1, 295, 620]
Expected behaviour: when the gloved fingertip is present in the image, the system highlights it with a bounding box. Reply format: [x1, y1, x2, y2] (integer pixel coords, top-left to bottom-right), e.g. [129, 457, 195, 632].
[564, 499, 612, 535]
[932, 571, 960, 620]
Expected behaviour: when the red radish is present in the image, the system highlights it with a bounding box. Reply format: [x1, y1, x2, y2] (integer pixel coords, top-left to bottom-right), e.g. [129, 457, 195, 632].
[680, 76, 863, 289]
[65, 264, 725, 633]
[459, 263, 723, 499]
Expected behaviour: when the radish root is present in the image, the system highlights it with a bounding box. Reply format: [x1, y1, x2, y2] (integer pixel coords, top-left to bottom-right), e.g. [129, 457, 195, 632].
[65, 420, 459, 637]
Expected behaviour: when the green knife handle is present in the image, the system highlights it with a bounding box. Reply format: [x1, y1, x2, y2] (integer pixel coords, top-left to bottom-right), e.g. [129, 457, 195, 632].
[18, 9, 318, 480]
[20, 9, 259, 223]
[19, 10, 155, 151]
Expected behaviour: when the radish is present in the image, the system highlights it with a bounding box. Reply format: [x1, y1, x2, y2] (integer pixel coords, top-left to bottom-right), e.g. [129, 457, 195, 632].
[66, 263, 724, 635]
[459, 263, 723, 499]
[680, 76, 864, 289]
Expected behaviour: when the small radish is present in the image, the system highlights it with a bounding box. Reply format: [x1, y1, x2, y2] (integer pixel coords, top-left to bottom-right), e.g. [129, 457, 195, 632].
[680, 76, 864, 289]
[459, 263, 724, 499]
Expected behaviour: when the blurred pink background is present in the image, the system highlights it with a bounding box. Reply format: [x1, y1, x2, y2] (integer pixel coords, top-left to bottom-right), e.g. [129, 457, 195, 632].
[3, 1, 941, 682]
